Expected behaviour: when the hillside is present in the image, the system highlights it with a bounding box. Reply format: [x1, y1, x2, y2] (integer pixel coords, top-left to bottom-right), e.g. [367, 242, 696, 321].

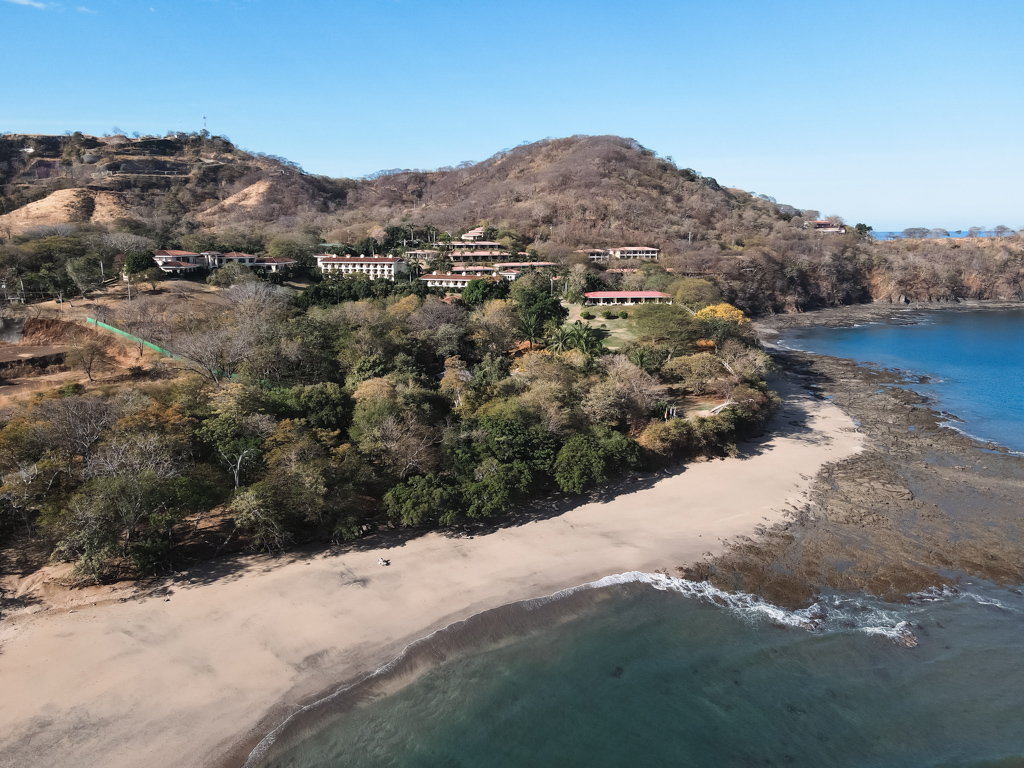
[3, 131, 1021, 313]
[322, 135, 797, 255]
[0, 131, 351, 236]
[1, 133, 808, 253]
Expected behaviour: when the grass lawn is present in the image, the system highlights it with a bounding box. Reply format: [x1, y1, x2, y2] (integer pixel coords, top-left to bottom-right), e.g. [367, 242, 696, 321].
[563, 302, 638, 350]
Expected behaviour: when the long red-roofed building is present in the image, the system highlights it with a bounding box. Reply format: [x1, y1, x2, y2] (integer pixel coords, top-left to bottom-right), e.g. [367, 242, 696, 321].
[584, 290, 672, 306]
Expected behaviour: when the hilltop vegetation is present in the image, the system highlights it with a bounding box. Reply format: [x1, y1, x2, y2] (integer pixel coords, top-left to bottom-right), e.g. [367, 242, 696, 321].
[2, 131, 1023, 317]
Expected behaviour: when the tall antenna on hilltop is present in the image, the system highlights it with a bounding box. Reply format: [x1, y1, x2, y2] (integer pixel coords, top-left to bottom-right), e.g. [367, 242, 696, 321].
[203, 115, 207, 130]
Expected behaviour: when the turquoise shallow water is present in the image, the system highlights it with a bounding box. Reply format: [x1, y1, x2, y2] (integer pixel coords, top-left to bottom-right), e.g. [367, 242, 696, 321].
[780, 308, 1024, 452]
[256, 579, 1024, 768]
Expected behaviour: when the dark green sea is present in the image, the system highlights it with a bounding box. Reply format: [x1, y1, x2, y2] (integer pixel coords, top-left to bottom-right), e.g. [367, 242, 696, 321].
[249, 309, 1024, 768]
[250, 577, 1024, 768]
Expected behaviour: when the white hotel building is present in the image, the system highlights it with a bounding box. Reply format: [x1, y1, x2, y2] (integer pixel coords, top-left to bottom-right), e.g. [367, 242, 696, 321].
[315, 254, 408, 280]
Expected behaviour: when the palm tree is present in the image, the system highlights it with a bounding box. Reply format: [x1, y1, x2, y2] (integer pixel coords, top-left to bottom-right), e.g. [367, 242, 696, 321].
[547, 325, 572, 353]
[518, 312, 544, 349]
[568, 320, 602, 354]
[628, 346, 651, 371]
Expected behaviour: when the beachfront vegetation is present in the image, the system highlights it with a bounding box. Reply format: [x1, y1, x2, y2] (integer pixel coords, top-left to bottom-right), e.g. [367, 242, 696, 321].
[0, 279, 775, 583]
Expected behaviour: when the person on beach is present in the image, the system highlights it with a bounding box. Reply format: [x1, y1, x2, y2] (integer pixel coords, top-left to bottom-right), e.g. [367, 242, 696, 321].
[378, 558, 385, 566]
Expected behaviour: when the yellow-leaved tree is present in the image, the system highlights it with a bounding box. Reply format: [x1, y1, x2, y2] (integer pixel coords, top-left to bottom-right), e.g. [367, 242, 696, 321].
[693, 303, 749, 325]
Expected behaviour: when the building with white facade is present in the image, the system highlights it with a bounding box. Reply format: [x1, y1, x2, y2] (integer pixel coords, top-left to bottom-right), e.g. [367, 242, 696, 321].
[151, 250, 296, 275]
[315, 255, 408, 280]
[605, 246, 660, 260]
[418, 272, 493, 290]
[153, 250, 203, 273]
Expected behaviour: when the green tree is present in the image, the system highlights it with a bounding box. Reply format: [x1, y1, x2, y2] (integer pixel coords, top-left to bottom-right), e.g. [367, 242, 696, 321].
[674, 278, 721, 309]
[633, 305, 700, 354]
[66, 256, 103, 297]
[462, 278, 510, 306]
[198, 412, 275, 488]
[124, 251, 157, 276]
[383, 473, 456, 526]
[553, 435, 607, 494]
[207, 262, 257, 288]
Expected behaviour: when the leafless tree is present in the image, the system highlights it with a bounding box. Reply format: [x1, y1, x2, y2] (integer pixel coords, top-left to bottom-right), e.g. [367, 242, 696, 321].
[102, 232, 156, 254]
[88, 432, 182, 480]
[168, 324, 252, 385]
[64, 329, 115, 382]
[113, 298, 159, 358]
[34, 395, 125, 471]
[366, 413, 444, 479]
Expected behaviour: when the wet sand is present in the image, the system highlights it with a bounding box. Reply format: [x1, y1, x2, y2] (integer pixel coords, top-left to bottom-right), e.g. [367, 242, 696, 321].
[0, 375, 861, 768]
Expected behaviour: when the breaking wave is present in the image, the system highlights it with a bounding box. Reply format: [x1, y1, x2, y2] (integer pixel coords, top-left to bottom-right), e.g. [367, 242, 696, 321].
[244, 572, 1015, 766]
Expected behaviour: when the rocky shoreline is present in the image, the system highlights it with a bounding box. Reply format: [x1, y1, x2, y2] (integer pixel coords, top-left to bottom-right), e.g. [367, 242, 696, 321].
[685, 302, 1024, 608]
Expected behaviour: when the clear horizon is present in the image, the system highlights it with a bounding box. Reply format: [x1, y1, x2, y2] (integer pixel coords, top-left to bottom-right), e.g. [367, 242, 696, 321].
[2, 0, 1022, 232]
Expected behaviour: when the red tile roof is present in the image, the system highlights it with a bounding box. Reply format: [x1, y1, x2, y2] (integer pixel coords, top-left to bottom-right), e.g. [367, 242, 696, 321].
[155, 249, 199, 257]
[491, 261, 556, 268]
[584, 291, 671, 299]
[158, 261, 195, 268]
[452, 250, 512, 258]
[256, 257, 297, 264]
[221, 252, 256, 259]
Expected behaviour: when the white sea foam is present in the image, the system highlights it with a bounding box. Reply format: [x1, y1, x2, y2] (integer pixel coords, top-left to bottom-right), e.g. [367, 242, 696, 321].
[242, 571, 1015, 766]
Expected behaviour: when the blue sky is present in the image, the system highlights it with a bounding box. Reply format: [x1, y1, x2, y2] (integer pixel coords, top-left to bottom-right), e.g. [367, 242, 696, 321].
[2, 0, 1022, 231]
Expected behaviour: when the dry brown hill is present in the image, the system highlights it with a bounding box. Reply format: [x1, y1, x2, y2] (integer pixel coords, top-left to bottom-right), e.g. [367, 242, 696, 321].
[0, 132, 350, 236]
[323, 135, 801, 255]
[0, 188, 131, 234]
[1, 133, 808, 255]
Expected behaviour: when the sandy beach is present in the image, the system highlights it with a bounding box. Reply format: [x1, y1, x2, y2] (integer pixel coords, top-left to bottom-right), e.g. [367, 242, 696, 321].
[0, 376, 861, 768]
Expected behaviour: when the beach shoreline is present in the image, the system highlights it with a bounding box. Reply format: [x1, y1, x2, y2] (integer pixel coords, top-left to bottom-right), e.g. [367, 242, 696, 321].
[688, 305, 1024, 607]
[0, 372, 863, 768]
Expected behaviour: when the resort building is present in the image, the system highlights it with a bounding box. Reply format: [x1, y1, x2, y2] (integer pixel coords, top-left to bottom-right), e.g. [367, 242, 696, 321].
[153, 250, 204, 274]
[490, 261, 557, 269]
[315, 254, 408, 280]
[605, 246, 660, 260]
[461, 227, 485, 241]
[807, 220, 848, 234]
[253, 256, 298, 273]
[452, 265, 497, 275]
[498, 269, 520, 281]
[153, 250, 296, 275]
[449, 240, 503, 253]
[215, 252, 260, 267]
[575, 249, 609, 262]
[419, 272, 494, 290]
[584, 290, 672, 306]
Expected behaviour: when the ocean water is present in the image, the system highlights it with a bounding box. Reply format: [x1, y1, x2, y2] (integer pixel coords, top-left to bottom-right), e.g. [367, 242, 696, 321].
[780, 308, 1024, 452]
[253, 576, 1024, 768]
[249, 309, 1024, 768]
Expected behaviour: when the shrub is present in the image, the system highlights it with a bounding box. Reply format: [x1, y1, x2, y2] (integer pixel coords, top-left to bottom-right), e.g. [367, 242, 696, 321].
[600, 309, 613, 319]
[580, 310, 594, 320]
[639, 419, 694, 456]
[618, 310, 628, 319]
[661, 352, 726, 394]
